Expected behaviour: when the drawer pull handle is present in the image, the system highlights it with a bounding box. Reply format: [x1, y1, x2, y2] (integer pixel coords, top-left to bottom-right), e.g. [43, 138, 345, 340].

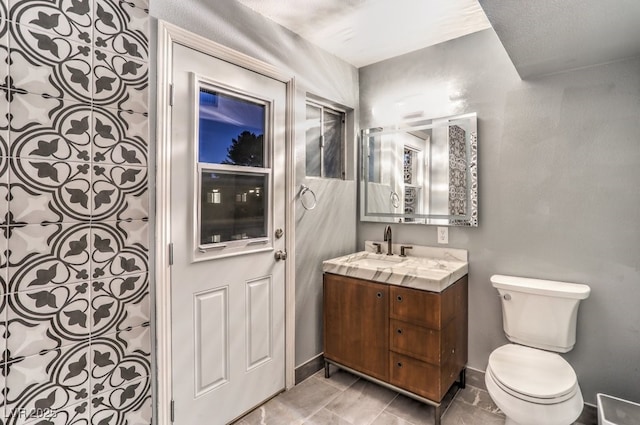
[376, 292, 383, 298]
[397, 329, 403, 335]
[397, 295, 403, 302]
[397, 362, 403, 368]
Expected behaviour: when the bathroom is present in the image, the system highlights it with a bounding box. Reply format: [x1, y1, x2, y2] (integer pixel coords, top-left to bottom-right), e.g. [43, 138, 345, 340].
[0, 0, 639, 424]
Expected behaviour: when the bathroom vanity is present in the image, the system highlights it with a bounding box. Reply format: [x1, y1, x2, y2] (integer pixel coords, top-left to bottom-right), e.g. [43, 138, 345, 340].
[322, 243, 468, 425]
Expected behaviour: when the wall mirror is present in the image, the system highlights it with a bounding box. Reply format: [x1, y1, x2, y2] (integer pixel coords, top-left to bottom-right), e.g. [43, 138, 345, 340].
[361, 112, 477, 226]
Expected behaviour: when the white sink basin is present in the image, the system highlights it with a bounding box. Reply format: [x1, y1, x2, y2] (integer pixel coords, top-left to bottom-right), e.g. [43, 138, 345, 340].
[350, 254, 406, 269]
[323, 244, 468, 292]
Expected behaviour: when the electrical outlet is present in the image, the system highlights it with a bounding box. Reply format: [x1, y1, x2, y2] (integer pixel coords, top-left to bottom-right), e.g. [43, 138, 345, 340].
[437, 227, 449, 244]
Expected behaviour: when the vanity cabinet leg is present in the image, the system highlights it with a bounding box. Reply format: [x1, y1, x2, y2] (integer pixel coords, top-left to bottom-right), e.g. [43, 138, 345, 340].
[434, 404, 441, 425]
[324, 361, 331, 378]
[458, 368, 466, 389]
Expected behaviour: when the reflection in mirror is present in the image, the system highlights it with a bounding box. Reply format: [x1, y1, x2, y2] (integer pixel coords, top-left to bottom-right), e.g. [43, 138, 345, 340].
[361, 112, 477, 227]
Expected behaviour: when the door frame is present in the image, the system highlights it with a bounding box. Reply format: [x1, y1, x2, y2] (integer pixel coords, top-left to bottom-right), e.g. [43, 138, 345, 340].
[155, 20, 296, 425]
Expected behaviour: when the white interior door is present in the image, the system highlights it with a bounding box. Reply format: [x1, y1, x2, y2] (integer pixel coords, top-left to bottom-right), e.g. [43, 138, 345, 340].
[170, 43, 287, 424]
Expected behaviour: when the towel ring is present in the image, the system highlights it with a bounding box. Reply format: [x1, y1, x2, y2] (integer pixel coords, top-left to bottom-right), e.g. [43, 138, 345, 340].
[390, 191, 400, 208]
[300, 184, 317, 210]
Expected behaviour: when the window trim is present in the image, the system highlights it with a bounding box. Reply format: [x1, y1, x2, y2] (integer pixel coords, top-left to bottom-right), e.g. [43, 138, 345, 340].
[192, 73, 275, 259]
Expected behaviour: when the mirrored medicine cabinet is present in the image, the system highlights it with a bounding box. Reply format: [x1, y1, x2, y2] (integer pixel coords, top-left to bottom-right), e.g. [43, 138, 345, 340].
[361, 112, 478, 227]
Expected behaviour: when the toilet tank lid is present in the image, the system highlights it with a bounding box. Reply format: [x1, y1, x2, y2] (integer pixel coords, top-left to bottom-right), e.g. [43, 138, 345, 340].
[490, 274, 591, 299]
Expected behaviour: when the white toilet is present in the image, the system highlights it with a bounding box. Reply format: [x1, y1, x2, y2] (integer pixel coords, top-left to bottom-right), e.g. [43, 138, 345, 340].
[485, 274, 591, 425]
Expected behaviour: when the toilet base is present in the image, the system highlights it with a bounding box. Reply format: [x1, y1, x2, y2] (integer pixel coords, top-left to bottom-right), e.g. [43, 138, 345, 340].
[486, 365, 583, 425]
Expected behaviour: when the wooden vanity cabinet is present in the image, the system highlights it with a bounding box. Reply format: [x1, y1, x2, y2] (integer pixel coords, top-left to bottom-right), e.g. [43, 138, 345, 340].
[323, 273, 468, 403]
[323, 273, 389, 381]
[389, 280, 468, 401]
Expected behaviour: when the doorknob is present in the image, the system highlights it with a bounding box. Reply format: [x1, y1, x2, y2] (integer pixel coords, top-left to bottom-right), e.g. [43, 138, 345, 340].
[274, 250, 288, 261]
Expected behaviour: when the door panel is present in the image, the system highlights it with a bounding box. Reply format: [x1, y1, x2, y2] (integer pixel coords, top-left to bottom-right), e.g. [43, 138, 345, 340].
[194, 287, 228, 394]
[171, 43, 286, 425]
[246, 276, 272, 369]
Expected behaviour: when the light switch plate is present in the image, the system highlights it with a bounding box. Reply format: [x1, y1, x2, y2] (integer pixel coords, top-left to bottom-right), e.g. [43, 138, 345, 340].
[437, 227, 449, 244]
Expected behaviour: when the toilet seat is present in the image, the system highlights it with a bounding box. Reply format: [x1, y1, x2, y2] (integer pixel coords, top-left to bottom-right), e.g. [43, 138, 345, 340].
[488, 344, 578, 405]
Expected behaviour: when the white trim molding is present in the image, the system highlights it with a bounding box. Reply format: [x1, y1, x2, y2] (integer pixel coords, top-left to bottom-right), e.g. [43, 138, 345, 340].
[155, 20, 297, 425]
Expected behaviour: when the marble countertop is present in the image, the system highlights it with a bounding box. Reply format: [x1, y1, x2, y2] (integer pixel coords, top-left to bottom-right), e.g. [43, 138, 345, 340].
[322, 242, 468, 292]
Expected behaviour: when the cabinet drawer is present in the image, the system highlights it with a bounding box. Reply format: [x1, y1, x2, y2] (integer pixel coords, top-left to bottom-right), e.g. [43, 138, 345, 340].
[390, 319, 441, 364]
[389, 352, 441, 401]
[390, 286, 442, 329]
[390, 319, 458, 366]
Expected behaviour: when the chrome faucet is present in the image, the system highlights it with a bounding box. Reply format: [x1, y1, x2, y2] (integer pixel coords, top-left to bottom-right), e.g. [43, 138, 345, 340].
[383, 225, 393, 255]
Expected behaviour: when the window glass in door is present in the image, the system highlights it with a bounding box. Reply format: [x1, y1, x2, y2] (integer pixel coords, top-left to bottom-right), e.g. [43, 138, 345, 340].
[197, 85, 271, 249]
[199, 89, 266, 166]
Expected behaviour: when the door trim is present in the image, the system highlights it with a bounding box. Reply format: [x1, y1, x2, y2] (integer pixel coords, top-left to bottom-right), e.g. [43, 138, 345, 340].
[155, 20, 296, 425]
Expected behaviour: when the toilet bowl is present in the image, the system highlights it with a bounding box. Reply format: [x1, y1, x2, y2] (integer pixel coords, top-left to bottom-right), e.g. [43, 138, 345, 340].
[486, 275, 591, 425]
[485, 344, 583, 425]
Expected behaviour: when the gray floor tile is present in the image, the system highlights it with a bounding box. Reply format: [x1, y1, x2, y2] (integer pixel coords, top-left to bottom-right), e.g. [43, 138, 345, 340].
[370, 411, 416, 425]
[237, 364, 596, 425]
[325, 379, 398, 425]
[303, 408, 354, 425]
[315, 366, 360, 392]
[277, 375, 343, 420]
[441, 401, 505, 425]
[234, 398, 304, 425]
[464, 369, 487, 392]
[383, 394, 438, 425]
[453, 386, 503, 416]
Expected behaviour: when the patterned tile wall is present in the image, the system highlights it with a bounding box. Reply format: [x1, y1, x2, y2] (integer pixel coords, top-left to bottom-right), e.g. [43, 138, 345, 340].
[0, 0, 150, 424]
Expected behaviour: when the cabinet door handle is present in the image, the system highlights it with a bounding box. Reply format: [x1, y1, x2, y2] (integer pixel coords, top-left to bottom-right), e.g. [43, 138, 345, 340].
[397, 295, 403, 302]
[397, 362, 403, 368]
[396, 329, 403, 335]
[376, 292, 383, 298]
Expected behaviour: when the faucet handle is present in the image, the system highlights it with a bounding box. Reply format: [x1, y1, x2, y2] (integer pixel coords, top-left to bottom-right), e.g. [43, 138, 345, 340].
[372, 243, 382, 254]
[400, 245, 413, 257]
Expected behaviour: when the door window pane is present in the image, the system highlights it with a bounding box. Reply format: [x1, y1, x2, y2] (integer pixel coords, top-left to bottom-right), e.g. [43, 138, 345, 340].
[200, 171, 267, 245]
[199, 89, 266, 167]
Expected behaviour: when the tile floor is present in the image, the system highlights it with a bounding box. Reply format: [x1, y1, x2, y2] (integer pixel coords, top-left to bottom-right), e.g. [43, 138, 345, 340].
[234, 366, 594, 425]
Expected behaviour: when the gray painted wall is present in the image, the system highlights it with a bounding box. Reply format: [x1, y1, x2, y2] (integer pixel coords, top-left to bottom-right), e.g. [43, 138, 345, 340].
[359, 29, 640, 405]
[148, 0, 359, 367]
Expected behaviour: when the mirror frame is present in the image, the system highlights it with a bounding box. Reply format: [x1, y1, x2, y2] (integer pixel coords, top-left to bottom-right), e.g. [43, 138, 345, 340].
[360, 112, 478, 227]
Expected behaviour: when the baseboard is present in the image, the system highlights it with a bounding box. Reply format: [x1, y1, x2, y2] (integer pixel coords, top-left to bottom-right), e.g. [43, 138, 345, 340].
[464, 367, 597, 425]
[294, 354, 325, 384]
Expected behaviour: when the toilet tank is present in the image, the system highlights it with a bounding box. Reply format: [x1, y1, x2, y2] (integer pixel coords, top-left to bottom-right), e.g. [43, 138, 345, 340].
[490, 275, 590, 353]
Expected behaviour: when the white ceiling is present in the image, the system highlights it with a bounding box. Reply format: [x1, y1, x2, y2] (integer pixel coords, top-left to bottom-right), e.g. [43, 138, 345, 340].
[479, 0, 640, 78]
[234, 0, 640, 77]
[235, 0, 492, 68]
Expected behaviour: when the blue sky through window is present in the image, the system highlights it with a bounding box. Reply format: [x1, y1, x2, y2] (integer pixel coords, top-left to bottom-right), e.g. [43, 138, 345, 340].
[199, 89, 265, 164]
